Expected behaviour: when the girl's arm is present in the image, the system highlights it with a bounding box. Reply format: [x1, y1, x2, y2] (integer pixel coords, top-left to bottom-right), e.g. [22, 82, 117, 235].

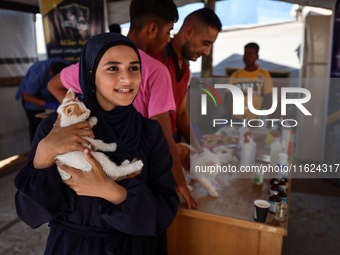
[58, 121, 179, 236]
[14, 114, 96, 228]
[34, 114, 94, 169]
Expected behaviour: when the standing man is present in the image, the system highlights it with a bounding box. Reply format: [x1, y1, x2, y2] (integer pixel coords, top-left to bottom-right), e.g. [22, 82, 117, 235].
[225, 42, 273, 120]
[15, 58, 69, 143]
[48, 0, 199, 210]
[150, 8, 222, 152]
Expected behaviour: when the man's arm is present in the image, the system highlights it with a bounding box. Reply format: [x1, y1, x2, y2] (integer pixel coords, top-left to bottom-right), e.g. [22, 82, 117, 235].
[48, 73, 68, 103]
[22, 91, 46, 106]
[151, 112, 199, 210]
[176, 95, 203, 153]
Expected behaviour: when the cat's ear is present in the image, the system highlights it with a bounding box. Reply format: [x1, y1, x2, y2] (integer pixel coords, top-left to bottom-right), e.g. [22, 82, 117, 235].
[65, 105, 75, 116]
[64, 89, 75, 102]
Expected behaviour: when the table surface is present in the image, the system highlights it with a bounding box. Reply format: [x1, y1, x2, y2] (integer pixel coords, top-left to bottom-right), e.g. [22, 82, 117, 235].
[34, 109, 55, 119]
[181, 128, 290, 236]
[179, 171, 289, 236]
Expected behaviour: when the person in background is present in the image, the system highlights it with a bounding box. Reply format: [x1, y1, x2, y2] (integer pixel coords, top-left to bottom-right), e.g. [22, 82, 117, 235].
[109, 23, 121, 34]
[48, 0, 199, 211]
[15, 58, 70, 143]
[150, 7, 222, 152]
[14, 33, 179, 255]
[224, 42, 273, 120]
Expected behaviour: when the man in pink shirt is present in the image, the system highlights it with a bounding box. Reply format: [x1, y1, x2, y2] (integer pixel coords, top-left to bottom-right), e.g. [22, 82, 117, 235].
[48, 0, 198, 210]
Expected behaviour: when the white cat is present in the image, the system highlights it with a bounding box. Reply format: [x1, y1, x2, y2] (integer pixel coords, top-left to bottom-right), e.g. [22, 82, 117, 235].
[177, 143, 221, 197]
[55, 89, 143, 181]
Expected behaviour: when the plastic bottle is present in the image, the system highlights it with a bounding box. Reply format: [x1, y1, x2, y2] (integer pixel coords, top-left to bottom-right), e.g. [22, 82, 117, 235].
[246, 134, 261, 184]
[278, 187, 287, 203]
[282, 128, 293, 155]
[280, 178, 289, 192]
[270, 136, 283, 167]
[238, 126, 249, 157]
[269, 193, 281, 213]
[275, 188, 288, 222]
[277, 152, 289, 179]
[240, 132, 253, 167]
[269, 178, 279, 186]
[278, 178, 288, 192]
[269, 183, 280, 196]
[254, 172, 264, 185]
[275, 202, 287, 222]
[248, 133, 257, 166]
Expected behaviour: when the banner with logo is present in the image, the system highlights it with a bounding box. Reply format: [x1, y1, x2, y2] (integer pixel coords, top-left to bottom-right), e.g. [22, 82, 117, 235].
[189, 77, 339, 179]
[40, 0, 105, 63]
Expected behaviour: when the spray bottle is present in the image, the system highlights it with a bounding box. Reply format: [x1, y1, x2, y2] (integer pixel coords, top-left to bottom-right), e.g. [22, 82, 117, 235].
[240, 132, 256, 167]
[238, 126, 249, 157]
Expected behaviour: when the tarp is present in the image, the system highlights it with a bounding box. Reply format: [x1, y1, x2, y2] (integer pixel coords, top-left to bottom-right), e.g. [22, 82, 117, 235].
[0, 9, 38, 78]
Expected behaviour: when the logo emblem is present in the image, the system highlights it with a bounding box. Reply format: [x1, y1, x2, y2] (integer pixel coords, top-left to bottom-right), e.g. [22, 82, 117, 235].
[198, 82, 222, 115]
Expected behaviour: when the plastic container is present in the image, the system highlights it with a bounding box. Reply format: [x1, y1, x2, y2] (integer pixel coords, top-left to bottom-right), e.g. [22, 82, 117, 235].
[269, 178, 280, 186]
[275, 188, 288, 222]
[279, 178, 288, 192]
[282, 128, 293, 155]
[238, 126, 249, 157]
[240, 132, 253, 167]
[254, 172, 264, 185]
[269, 193, 281, 213]
[269, 183, 280, 196]
[270, 136, 282, 167]
[277, 152, 288, 179]
[275, 201, 287, 222]
[249, 134, 257, 166]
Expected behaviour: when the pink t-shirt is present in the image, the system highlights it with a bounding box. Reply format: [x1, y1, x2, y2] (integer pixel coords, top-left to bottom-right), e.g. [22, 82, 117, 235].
[60, 49, 175, 118]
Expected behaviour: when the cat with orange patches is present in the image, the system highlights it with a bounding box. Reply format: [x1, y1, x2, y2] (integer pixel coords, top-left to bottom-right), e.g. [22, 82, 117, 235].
[55, 89, 143, 180]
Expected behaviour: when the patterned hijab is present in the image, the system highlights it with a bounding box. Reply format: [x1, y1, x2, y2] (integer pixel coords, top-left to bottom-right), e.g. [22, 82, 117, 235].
[79, 33, 142, 164]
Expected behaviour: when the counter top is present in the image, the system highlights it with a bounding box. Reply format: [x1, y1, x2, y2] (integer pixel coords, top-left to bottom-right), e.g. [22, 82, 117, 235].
[179, 170, 289, 236]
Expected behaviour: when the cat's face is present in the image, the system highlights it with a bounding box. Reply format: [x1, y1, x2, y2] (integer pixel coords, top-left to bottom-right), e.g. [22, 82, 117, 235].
[57, 89, 90, 126]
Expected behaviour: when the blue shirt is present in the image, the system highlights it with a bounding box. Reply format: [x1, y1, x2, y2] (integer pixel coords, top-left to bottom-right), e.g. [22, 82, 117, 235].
[15, 58, 70, 111]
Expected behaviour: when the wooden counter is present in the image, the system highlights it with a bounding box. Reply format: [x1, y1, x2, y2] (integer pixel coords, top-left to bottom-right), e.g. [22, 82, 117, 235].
[167, 171, 289, 255]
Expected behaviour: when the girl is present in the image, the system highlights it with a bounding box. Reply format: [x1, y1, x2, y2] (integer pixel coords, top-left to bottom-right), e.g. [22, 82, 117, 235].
[14, 33, 179, 255]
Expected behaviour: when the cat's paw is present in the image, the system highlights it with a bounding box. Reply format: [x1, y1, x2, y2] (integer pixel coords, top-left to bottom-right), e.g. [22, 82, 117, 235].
[208, 189, 219, 197]
[108, 142, 117, 151]
[88, 116, 98, 127]
[131, 160, 144, 171]
[121, 159, 130, 166]
[98, 142, 117, 152]
[187, 185, 193, 192]
[58, 168, 71, 180]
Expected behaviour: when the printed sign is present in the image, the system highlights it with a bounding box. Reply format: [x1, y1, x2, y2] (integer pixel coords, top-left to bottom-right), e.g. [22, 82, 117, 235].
[40, 0, 105, 63]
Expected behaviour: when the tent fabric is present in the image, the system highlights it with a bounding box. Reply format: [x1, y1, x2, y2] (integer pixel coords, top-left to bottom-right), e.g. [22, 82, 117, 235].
[0, 10, 38, 78]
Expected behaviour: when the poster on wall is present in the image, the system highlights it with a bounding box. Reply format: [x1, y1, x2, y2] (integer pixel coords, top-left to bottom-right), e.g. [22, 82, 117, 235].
[324, 0, 340, 164]
[40, 0, 105, 63]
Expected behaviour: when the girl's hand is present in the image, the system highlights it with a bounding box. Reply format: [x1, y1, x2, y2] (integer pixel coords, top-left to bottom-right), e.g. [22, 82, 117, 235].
[58, 149, 127, 204]
[33, 114, 95, 169]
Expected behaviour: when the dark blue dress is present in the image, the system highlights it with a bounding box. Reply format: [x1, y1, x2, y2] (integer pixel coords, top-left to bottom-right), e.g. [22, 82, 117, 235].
[14, 113, 179, 255]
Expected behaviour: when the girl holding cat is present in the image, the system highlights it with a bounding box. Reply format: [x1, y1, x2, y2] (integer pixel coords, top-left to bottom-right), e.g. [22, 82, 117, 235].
[14, 33, 179, 255]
